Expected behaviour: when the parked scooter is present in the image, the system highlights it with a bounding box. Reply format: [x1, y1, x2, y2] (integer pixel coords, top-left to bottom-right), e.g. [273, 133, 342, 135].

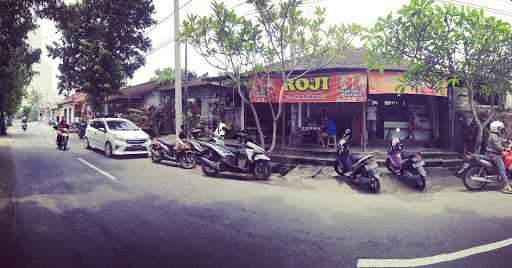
[54, 125, 69, 151]
[149, 133, 201, 169]
[385, 128, 427, 190]
[78, 122, 87, 139]
[462, 144, 512, 191]
[199, 129, 272, 180]
[334, 129, 381, 193]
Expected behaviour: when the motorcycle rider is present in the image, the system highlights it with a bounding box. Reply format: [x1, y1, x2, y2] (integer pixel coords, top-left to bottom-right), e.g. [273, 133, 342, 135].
[486, 121, 512, 194]
[56, 118, 70, 145]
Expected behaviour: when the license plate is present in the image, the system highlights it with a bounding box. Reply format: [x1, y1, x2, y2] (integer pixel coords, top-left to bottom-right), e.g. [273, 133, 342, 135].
[131, 145, 143, 149]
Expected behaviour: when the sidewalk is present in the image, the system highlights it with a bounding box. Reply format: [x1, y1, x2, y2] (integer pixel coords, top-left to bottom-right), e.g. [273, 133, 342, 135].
[0, 134, 14, 263]
[157, 134, 463, 169]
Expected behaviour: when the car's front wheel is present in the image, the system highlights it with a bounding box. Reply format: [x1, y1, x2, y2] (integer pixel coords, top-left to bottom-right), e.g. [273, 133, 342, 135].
[105, 142, 113, 158]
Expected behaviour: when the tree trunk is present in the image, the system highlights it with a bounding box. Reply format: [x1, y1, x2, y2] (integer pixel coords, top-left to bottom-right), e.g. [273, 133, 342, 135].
[473, 126, 484, 153]
[0, 111, 6, 136]
[268, 119, 278, 154]
[248, 102, 265, 147]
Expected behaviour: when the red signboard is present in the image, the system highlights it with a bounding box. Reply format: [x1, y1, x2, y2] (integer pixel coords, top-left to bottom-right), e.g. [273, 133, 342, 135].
[368, 71, 447, 96]
[250, 73, 367, 103]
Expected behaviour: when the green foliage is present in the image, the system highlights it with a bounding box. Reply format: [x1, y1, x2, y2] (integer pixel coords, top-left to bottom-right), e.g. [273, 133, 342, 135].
[365, 0, 512, 96]
[364, 0, 512, 152]
[0, 0, 56, 134]
[151, 67, 197, 86]
[47, 0, 156, 114]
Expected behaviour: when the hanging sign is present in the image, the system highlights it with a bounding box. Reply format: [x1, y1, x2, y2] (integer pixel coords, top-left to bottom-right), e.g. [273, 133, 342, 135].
[250, 73, 367, 103]
[368, 71, 447, 96]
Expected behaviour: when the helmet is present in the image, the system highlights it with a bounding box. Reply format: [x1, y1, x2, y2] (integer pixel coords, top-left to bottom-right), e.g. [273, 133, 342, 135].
[214, 122, 226, 138]
[490, 121, 504, 133]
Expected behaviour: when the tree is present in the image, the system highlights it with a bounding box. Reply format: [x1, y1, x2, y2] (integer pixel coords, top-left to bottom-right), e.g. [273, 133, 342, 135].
[181, 1, 267, 146]
[364, 0, 512, 152]
[25, 88, 43, 121]
[182, 0, 360, 152]
[0, 0, 56, 135]
[151, 67, 197, 86]
[48, 0, 156, 115]
[247, 0, 361, 153]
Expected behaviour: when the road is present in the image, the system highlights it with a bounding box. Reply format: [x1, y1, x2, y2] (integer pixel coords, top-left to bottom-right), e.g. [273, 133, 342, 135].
[1, 122, 511, 267]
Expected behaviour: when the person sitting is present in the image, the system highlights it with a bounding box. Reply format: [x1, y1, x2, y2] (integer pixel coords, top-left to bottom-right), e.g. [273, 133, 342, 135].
[319, 116, 336, 148]
[56, 118, 69, 144]
[486, 121, 512, 194]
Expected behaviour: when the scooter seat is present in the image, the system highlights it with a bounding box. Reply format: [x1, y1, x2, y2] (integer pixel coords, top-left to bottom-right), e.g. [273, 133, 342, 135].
[474, 154, 491, 161]
[157, 139, 175, 148]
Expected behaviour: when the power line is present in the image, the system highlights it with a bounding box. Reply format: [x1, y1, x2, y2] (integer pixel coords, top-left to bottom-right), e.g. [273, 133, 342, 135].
[437, 0, 512, 18]
[146, 0, 328, 57]
[144, 0, 193, 36]
[229, 1, 247, 10]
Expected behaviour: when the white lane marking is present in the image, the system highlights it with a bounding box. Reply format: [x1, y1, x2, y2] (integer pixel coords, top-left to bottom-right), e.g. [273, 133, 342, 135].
[357, 237, 512, 267]
[77, 158, 119, 181]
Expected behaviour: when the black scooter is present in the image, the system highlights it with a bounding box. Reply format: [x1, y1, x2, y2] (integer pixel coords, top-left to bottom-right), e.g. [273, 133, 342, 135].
[385, 130, 427, 190]
[53, 125, 69, 151]
[78, 122, 87, 139]
[199, 133, 272, 180]
[334, 129, 381, 193]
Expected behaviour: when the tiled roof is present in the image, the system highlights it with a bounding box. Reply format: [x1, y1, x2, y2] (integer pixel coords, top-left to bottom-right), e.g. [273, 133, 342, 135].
[266, 47, 407, 73]
[107, 81, 159, 101]
[158, 78, 225, 91]
[57, 93, 86, 105]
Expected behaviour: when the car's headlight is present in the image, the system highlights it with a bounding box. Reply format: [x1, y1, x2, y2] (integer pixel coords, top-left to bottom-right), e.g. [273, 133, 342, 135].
[113, 134, 125, 142]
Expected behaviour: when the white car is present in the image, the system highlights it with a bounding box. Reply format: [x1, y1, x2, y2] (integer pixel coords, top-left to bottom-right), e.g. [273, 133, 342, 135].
[84, 118, 151, 157]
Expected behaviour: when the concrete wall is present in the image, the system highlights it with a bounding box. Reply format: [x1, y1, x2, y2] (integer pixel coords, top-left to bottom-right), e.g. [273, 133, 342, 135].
[506, 93, 512, 109]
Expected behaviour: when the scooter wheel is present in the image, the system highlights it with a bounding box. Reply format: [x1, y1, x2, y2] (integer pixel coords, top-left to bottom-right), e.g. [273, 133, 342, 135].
[252, 160, 271, 180]
[334, 162, 344, 176]
[385, 158, 394, 172]
[151, 151, 162, 163]
[202, 163, 219, 177]
[415, 174, 426, 190]
[179, 151, 196, 169]
[368, 177, 380, 193]
[463, 166, 488, 191]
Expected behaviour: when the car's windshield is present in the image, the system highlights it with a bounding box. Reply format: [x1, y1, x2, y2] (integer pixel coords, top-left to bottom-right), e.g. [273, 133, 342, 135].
[106, 120, 139, 131]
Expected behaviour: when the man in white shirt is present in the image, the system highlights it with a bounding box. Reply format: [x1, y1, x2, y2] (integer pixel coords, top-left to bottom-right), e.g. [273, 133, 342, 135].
[367, 102, 377, 139]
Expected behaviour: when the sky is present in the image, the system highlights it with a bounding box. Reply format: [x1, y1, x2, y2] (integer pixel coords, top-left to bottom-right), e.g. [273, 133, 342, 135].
[29, 0, 512, 101]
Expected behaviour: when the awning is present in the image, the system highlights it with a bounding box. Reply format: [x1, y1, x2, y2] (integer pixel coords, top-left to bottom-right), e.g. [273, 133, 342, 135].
[368, 71, 447, 97]
[250, 73, 367, 103]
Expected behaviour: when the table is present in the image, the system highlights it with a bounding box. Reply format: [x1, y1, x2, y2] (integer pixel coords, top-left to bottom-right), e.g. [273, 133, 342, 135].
[299, 126, 321, 144]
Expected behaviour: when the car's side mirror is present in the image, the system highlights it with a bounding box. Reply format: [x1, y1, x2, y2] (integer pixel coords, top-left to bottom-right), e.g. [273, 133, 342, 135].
[98, 127, 106, 133]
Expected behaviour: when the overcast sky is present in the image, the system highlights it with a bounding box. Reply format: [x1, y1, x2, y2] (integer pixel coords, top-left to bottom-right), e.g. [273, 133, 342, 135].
[30, 0, 512, 100]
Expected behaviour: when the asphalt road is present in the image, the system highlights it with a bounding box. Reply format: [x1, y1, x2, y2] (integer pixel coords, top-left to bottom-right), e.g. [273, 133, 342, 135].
[1, 122, 512, 268]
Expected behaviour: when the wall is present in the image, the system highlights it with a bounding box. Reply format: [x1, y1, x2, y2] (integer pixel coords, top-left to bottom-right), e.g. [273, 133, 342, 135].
[506, 93, 512, 109]
[143, 90, 164, 110]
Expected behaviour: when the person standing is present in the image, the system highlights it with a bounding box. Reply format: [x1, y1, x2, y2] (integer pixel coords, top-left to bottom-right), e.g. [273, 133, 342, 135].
[367, 102, 377, 139]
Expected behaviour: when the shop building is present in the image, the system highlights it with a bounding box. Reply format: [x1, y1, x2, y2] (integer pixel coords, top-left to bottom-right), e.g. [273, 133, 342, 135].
[245, 49, 450, 148]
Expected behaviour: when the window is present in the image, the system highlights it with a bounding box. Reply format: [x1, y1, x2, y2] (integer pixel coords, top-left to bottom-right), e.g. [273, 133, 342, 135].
[106, 120, 139, 131]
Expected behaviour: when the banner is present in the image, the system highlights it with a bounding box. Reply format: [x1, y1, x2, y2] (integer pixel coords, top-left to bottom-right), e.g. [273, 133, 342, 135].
[368, 71, 447, 97]
[250, 73, 367, 103]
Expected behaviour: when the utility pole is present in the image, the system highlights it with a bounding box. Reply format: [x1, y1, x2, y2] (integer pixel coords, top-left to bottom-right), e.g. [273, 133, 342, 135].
[174, 0, 182, 139]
